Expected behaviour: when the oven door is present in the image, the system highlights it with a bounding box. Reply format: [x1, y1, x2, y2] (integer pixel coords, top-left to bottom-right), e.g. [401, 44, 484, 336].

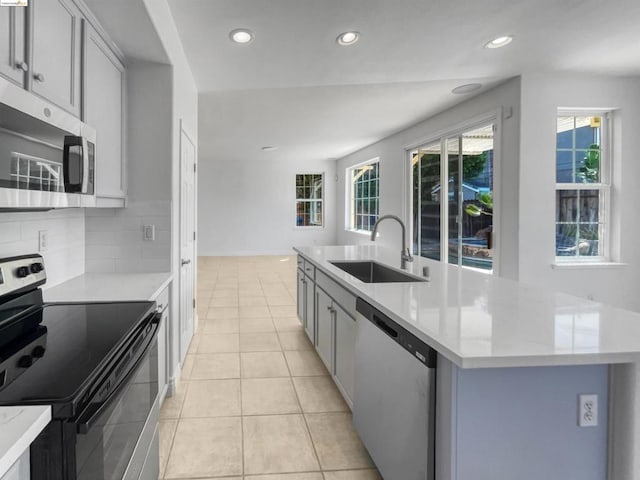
[74, 325, 159, 480]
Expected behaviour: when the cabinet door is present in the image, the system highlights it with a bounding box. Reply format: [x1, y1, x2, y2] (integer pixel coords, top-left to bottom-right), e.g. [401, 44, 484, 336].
[304, 275, 315, 344]
[84, 23, 126, 200]
[0, 6, 27, 86]
[334, 303, 356, 404]
[296, 269, 305, 326]
[315, 288, 334, 372]
[30, 0, 82, 116]
[157, 308, 168, 404]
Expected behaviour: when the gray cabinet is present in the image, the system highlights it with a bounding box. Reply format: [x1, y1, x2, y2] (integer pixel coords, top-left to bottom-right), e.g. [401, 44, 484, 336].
[334, 302, 356, 403]
[297, 256, 316, 344]
[296, 255, 357, 408]
[30, 0, 82, 116]
[315, 288, 334, 372]
[0, 6, 27, 86]
[83, 22, 126, 205]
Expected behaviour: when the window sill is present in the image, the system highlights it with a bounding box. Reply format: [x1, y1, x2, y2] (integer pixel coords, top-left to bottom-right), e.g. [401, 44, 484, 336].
[551, 261, 628, 270]
[345, 228, 372, 236]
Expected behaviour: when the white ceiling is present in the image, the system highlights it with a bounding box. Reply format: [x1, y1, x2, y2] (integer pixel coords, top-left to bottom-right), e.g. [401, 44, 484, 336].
[167, 0, 640, 162]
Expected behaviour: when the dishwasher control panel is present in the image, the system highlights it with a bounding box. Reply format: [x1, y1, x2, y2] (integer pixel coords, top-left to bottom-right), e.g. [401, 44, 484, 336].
[356, 297, 437, 368]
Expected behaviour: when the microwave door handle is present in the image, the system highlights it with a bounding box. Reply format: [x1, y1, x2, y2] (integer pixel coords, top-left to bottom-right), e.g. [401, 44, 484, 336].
[81, 137, 89, 189]
[75, 319, 159, 434]
[63, 136, 84, 192]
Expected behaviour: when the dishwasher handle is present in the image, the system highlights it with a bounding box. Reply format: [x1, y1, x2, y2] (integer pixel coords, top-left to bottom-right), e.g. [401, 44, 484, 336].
[374, 315, 398, 338]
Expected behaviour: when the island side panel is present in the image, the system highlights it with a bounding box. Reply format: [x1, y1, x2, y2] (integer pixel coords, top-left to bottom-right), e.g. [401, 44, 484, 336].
[438, 359, 609, 480]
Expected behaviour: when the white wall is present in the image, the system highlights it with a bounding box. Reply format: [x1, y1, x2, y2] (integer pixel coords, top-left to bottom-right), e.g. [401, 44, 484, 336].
[336, 78, 521, 280]
[519, 73, 640, 310]
[0, 209, 84, 287]
[197, 153, 337, 255]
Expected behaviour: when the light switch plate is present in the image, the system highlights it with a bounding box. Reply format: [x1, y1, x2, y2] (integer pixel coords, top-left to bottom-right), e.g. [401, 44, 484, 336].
[38, 230, 48, 252]
[143, 225, 156, 242]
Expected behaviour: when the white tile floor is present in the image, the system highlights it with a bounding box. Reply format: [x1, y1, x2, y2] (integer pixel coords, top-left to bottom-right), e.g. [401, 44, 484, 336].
[158, 255, 381, 480]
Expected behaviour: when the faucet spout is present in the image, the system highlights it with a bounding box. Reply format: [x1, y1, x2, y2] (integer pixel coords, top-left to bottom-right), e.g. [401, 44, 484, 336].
[370, 215, 413, 269]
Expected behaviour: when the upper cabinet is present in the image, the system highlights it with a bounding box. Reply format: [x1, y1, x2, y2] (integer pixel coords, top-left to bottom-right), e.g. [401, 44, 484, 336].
[83, 22, 126, 203]
[0, 6, 27, 86]
[0, 0, 128, 207]
[30, 0, 83, 117]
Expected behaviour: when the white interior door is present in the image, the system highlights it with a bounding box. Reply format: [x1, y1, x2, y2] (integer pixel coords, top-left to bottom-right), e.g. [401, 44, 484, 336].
[179, 123, 196, 362]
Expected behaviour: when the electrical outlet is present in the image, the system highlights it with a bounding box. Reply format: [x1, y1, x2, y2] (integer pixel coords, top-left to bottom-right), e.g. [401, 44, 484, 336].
[143, 225, 155, 242]
[38, 230, 48, 252]
[579, 394, 598, 427]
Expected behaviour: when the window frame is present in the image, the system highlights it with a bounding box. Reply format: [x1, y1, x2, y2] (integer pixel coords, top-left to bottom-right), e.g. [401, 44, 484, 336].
[295, 172, 325, 229]
[555, 110, 612, 264]
[345, 157, 380, 233]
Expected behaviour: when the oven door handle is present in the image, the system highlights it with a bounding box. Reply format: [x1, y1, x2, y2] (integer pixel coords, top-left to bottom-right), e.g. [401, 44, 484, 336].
[75, 314, 160, 434]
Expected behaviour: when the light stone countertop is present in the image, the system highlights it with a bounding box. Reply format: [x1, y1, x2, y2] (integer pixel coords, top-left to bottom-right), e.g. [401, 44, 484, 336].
[0, 406, 51, 477]
[43, 272, 173, 303]
[295, 244, 640, 369]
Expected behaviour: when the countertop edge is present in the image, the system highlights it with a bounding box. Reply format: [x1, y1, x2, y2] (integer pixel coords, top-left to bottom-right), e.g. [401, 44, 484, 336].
[294, 246, 640, 370]
[0, 406, 51, 477]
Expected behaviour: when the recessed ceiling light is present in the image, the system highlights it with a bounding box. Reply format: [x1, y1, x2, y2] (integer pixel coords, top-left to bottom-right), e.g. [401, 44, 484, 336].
[484, 35, 513, 49]
[229, 28, 254, 44]
[337, 31, 359, 46]
[452, 83, 482, 95]
[261, 146, 278, 151]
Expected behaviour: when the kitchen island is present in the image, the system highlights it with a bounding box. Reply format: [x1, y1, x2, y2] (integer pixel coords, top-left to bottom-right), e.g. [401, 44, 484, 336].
[295, 245, 640, 480]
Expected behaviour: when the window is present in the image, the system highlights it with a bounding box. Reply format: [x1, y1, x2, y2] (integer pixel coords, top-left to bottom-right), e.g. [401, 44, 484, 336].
[411, 123, 495, 271]
[347, 160, 380, 232]
[555, 113, 610, 261]
[296, 173, 323, 227]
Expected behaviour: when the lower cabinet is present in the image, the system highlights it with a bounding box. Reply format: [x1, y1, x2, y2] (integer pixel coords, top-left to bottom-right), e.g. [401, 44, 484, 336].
[1, 450, 29, 480]
[304, 276, 315, 344]
[315, 288, 334, 372]
[334, 302, 356, 403]
[296, 268, 305, 325]
[155, 286, 170, 405]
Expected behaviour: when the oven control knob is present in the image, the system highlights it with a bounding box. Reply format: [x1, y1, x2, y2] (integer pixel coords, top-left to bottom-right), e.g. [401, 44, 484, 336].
[16, 266, 30, 278]
[18, 355, 33, 368]
[30, 263, 44, 274]
[32, 346, 46, 358]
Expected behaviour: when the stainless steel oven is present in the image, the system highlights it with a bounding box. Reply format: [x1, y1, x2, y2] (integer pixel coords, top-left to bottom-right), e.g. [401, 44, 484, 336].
[0, 254, 161, 480]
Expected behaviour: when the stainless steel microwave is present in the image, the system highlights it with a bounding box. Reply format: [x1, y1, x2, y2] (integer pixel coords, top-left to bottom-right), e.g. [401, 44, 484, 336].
[0, 78, 96, 209]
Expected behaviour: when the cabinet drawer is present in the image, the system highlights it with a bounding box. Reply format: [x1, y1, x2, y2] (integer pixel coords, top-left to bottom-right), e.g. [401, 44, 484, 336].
[297, 255, 305, 270]
[316, 270, 356, 318]
[155, 286, 169, 312]
[303, 260, 315, 280]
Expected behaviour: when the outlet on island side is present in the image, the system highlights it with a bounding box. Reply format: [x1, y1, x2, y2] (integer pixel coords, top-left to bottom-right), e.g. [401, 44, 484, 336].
[578, 394, 598, 427]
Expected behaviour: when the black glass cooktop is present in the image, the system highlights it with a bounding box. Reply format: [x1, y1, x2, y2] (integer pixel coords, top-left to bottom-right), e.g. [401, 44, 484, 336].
[0, 301, 154, 416]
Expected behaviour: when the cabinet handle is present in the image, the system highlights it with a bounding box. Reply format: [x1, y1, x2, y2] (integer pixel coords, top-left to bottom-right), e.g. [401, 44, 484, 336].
[33, 73, 45, 82]
[15, 61, 28, 72]
[181, 259, 191, 266]
[327, 306, 332, 311]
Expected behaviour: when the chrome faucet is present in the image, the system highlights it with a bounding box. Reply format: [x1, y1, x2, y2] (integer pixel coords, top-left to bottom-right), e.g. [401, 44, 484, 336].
[370, 215, 413, 269]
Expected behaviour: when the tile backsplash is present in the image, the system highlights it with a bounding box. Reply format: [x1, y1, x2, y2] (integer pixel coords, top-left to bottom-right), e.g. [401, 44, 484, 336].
[0, 209, 85, 288]
[85, 200, 171, 273]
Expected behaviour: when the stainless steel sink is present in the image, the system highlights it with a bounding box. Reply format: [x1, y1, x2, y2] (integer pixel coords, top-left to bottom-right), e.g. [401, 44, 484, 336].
[329, 261, 427, 283]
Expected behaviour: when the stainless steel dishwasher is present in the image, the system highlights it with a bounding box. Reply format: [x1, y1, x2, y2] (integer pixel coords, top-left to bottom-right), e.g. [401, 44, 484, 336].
[353, 298, 437, 480]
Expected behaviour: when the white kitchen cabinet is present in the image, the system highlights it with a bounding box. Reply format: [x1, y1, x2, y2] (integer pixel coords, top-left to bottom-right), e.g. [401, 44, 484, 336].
[315, 288, 334, 372]
[83, 21, 127, 205]
[334, 302, 356, 404]
[0, 6, 27, 86]
[0, 450, 29, 480]
[296, 268, 305, 325]
[30, 0, 82, 116]
[156, 286, 170, 405]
